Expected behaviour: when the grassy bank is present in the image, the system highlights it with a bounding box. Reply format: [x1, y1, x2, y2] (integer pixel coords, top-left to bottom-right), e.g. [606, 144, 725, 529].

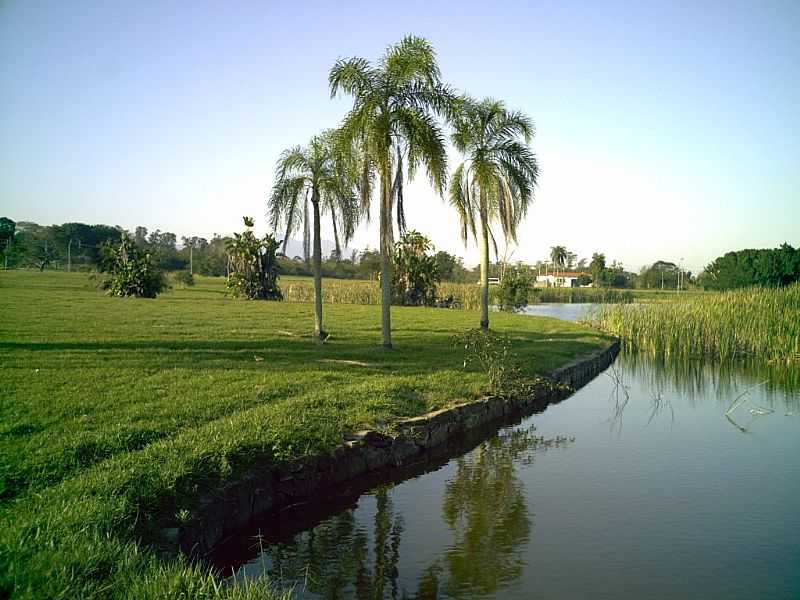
[0, 270, 611, 599]
[593, 284, 800, 362]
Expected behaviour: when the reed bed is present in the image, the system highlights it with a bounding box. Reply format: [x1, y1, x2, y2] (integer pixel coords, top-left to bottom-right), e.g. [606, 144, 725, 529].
[282, 278, 632, 309]
[533, 287, 634, 304]
[593, 284, 800, 363]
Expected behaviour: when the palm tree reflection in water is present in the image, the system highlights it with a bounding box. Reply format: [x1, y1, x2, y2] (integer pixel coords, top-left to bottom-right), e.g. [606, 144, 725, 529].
[257, 426, 568, 599]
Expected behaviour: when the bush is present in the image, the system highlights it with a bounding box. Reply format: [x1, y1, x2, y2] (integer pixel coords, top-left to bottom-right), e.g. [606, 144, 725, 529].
[173, 270, 195, 288]
[497, 268, 533, 311]
[100, 235, 167, 298]
[226, 217, 283, 300]
[392, 230, 439, 306]
[455, 328, 520, 394]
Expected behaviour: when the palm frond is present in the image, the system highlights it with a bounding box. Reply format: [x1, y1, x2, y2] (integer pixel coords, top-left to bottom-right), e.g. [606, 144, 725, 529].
[329, 57, 377, 99]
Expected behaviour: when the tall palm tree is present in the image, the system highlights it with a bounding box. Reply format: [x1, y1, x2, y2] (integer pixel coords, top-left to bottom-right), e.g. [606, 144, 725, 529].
[268, 130, 360, 341]
[549, 245, 567, 280]
[330, 35, 456, 348]
[449, 98, 539, 329]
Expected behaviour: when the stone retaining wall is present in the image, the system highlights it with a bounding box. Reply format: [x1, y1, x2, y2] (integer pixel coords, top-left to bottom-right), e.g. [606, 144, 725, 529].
[171, 339, 620, 558]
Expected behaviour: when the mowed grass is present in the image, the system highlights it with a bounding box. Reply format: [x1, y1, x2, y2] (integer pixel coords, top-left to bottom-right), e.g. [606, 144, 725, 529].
[0, 270, 610, 599]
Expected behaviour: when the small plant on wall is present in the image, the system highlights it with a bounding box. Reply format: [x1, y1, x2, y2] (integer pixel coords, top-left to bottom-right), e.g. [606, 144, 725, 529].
[226, 217, 283, 300]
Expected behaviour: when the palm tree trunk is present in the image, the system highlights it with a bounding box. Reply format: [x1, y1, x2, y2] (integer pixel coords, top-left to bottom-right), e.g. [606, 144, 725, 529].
[379, 164, 393, 348]
[479, 206, 490, 330]
[330, 209, 341, 262]
[311, 191, 324, 341]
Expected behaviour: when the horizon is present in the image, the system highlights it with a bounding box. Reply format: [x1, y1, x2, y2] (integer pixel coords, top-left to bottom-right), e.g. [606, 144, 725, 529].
[2, 1, 799, 274]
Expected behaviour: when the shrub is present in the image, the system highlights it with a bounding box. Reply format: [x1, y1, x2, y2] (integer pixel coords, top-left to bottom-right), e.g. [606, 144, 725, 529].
[497, 268, 533, 311]
[226, 217, 283, 300]
[100, 234, 167, 298]
[392, 230, 439, 306]
[455, 328, 521, 394]
[173, 270, 195, 288]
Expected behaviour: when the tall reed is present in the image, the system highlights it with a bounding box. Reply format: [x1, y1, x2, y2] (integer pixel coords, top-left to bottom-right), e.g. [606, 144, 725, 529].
[282, 279, 632, 310]
[593, 284, 800, 363]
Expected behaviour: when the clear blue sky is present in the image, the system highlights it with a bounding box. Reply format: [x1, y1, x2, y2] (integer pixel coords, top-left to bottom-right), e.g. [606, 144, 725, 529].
[1, 0, 798, 273]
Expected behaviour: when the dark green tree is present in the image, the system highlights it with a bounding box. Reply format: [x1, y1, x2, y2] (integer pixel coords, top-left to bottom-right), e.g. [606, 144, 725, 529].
[392, 230, 439, 306]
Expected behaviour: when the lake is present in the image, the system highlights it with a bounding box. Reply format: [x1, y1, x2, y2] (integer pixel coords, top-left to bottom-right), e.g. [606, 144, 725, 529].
[216, 309, 800, 600]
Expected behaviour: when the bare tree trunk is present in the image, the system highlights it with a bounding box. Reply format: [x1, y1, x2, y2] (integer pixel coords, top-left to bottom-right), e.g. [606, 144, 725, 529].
[311, 191, 324, 341]
[479, 204, 490, 330]
[379, 165, 393, 348]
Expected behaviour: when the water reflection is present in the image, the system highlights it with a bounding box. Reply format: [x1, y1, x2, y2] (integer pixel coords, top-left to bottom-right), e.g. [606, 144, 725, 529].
[251, 486, 404, 599]
[234, 427, 570, 599]
[605, 352, 799, 435]
[226, 351, 800, 599]
[617, 352, 799, 406]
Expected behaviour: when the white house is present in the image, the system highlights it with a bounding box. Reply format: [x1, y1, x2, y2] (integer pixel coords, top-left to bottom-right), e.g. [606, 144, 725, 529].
[535, 272, 587, 288]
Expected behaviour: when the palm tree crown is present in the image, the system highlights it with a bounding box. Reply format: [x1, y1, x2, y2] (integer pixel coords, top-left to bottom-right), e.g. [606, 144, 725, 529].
[449, 97, 539, 328]
[268, 130, 360, 340]
[268, 131, 360, 260]
[330, 35, 458, 347]
[550, 245, 567, 274]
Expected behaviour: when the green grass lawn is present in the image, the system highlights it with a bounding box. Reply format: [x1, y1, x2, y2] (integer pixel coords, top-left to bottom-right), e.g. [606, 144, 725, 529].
[0, 270, 611, 599]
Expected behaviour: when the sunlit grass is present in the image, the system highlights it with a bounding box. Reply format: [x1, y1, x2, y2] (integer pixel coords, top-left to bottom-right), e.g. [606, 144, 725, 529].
[0, 270, 610, 599]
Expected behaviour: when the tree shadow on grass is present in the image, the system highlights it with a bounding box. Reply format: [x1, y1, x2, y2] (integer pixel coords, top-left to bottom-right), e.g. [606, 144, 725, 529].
[0, 333, 604, 377]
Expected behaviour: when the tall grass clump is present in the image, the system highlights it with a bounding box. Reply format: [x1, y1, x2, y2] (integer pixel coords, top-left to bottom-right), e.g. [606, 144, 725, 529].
[594, 284, 800, 362]
[281, 278, 633, 310]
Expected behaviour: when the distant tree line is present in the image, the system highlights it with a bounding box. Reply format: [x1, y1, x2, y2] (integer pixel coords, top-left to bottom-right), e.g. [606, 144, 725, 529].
[698, 243, 800, 290]
[0, 217, 476, 282]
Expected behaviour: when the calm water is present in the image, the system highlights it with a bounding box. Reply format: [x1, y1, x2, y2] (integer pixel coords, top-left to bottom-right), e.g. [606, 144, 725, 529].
[220, 314, 800, 599]
[520, 302, 599, 322]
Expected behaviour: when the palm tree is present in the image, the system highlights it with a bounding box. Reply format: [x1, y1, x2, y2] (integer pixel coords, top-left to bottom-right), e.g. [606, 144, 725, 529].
[330, 36, 456, 348]
[268, 130, 360, 341]
[550, 245, 567, 280]
[449, 98, 539, 329]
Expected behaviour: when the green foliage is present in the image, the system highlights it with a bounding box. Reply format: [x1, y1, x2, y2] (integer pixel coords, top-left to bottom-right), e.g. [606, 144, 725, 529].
[589, 252, 606, 283]
[434, 250, 469, 282]
[550, 246, 567, 271]
[637, 260, 684, 289]
[392, 230, 440, 306]
[268, 130, 361, 261]
[172, 270, 195, 288]
[699, 243, 800, 290]
[497, 268, 533, 311]
[455, 328, 521, 394]
[595, 284, 800, 362]
[100, 234, 167, 298]
[226, 218, 283, 300]
[0, 217, 14, 246]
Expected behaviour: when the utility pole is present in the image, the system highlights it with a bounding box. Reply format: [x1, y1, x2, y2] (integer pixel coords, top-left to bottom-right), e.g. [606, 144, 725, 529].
[189, 245, 193, 275]
[3, 239, 8, 270]
[67, 238, 73, 272]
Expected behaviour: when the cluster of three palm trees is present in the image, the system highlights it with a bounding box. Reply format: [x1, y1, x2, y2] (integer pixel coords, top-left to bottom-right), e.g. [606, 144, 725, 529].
[268, 36, 539, 348]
